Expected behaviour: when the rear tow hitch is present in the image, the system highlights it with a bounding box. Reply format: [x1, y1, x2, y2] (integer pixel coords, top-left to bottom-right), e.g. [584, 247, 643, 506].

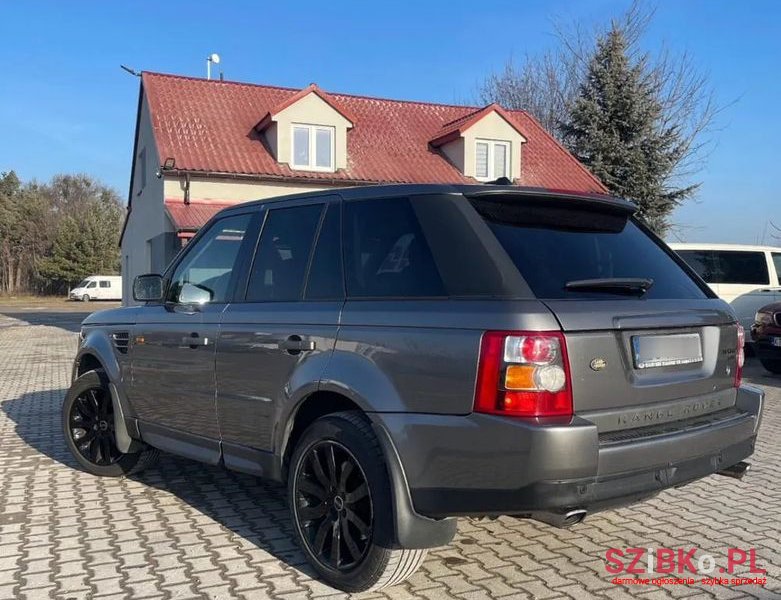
[531, 509, 587, 528]
[716, 461, 751, 480]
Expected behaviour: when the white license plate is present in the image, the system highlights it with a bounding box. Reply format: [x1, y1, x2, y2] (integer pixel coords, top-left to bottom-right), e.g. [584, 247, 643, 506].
[771, 337, 781, 347]
[632, 333, 703, 369]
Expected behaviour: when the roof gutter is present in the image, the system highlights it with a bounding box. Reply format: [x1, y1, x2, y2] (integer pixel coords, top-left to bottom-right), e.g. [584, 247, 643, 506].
[159, 168, 383, 188]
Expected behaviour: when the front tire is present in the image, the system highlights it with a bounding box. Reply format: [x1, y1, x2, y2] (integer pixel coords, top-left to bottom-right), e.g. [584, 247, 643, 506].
[288, 412, 426, 592]
[62, 369, 158, 477]
[760, 358, 781, 374]
[81, 294, 90, 302]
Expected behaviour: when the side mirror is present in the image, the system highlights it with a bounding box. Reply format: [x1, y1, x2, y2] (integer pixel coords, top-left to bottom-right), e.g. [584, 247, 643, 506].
[133, 274, 164, 302]
[179, 282, 213, 305]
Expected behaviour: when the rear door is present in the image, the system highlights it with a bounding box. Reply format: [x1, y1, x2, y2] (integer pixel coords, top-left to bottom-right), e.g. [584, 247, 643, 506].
[470, 196, 740, 424]
[216, 197, 343, 456]
[98, 279, 111, 300]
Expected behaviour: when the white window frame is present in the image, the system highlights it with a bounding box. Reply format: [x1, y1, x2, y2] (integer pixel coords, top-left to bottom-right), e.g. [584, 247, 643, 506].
[290, 123, 336, 172]
[475, 139, 511, 181]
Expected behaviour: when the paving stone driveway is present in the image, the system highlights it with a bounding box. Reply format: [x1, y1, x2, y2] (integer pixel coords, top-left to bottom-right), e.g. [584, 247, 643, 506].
[0, 311, 779, 600]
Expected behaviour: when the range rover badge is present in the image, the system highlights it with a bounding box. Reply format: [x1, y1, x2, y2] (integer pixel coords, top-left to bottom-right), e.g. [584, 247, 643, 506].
[590, 358, 607, 371]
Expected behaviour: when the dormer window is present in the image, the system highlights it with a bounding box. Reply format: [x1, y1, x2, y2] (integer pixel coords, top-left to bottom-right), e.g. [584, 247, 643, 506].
[475, 139, 510, 181]
[292, 124, 335, 171]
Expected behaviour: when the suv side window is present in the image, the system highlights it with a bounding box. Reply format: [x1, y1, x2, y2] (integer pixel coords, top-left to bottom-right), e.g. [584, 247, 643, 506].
[245, 204, 323, 302]
[167, 213, 253, 304]
[305, 204, 344, 300]
[344, 197, 445, 298]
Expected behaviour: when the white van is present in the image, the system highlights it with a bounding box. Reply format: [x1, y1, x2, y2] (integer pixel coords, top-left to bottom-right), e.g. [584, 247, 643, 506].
[69, 276, 123, 302]
[670, 243, 781, 331]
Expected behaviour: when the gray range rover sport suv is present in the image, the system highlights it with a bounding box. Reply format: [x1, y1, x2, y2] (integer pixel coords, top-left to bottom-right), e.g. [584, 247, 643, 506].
[64, 184, 764, 592]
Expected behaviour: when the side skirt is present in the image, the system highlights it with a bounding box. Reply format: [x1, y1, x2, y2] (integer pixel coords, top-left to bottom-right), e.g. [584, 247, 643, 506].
[135, 420, 280, 479]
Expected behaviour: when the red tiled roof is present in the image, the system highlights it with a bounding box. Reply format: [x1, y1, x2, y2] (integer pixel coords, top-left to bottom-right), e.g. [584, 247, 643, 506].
[164, 199, 238, 233]
[143, 72, 606, 193]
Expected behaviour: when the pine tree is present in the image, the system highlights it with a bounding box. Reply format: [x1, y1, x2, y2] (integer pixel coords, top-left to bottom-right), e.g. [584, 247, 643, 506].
[561, 26, 695, 233]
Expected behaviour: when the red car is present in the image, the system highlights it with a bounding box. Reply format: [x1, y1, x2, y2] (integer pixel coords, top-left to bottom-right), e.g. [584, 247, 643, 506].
[751, 302, 781, 373]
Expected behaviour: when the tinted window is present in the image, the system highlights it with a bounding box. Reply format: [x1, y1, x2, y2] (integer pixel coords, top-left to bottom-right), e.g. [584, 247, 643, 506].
[675, 250, 714, 281]
[715, 251, 768, 284]
[474, 200, 707, 300]
[99, 281, 111, 288]
[677, 250, 769, 285]
[168, 214, 252, 304]
[344, 197, 445, 298]
[773, 253, 781, 285]
[246, 205, 322, 302]
[305, 204, 343, 300]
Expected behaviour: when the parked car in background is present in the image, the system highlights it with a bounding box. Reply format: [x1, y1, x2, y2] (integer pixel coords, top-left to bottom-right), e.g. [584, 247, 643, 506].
[69, 275, 122, 302]
[670, 243, 781, 333]
[64, 185, 763, 592]
[750, 301, 781, 373]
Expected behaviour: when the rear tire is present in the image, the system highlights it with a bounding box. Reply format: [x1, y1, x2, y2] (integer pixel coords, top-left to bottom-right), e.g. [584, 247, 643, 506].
[760, 358, 781, 374]
[288, 411, 426, 592]
[62, 369, 159, 477]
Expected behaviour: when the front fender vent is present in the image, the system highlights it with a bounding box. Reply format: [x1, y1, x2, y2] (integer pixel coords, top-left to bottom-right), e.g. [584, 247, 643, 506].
[112, 331, 130, 354]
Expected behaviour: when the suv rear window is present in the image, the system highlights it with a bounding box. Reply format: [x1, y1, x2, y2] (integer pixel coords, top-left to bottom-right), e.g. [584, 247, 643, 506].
[472, 198, 708, 300]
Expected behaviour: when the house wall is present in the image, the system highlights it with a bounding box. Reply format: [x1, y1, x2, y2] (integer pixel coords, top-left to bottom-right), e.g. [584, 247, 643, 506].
[461, 112, 526, 181]
[163, 177, 329, 202]
[121, 94, 168, 305]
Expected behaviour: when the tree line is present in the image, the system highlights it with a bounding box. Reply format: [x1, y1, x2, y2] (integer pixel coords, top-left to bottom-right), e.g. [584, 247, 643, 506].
[480, 2, 720, 235]
[0, 171, 123, 295]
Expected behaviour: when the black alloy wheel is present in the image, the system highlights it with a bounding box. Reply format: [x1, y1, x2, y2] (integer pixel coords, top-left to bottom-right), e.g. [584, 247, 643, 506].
[293, 440, 373, 572]
[68, 385, 120, 466]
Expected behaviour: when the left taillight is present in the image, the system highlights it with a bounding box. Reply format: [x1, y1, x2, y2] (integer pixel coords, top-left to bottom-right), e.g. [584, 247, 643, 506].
[474, 331, 573, 418]
[735, 324, 745, 388]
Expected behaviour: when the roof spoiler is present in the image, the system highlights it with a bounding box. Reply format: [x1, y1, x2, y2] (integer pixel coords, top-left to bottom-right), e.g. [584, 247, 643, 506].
[466, 186, 637, 215]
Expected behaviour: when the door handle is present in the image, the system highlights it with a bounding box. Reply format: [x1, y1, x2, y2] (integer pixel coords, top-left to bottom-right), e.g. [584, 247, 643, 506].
[278, 335, 316, 354]
[181, 333, 209, 348]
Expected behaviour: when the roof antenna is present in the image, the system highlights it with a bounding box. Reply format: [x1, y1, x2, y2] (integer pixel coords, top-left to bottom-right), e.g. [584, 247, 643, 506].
[120, 64, 140, 77]
[206, 53, 220, 80]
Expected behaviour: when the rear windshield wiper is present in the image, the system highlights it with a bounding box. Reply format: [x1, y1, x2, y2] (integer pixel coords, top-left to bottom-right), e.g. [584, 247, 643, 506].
[564, 278, 654, 296]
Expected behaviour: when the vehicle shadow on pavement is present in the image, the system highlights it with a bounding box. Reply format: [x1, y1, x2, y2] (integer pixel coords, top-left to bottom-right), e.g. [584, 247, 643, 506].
[1, 388, 322, 584]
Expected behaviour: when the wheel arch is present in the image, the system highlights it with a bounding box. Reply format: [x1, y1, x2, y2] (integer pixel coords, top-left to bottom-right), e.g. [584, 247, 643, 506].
[280, 389, 457, 550]
[75, 329, 121, 384]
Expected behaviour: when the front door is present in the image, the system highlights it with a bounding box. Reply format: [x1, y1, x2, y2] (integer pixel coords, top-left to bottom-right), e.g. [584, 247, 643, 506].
[217, 199, 344, 457]
[129, 212, 256, 443]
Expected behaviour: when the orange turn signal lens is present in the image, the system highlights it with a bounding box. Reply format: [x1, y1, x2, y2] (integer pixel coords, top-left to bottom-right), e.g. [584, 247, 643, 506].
[504, 365, 536, 390]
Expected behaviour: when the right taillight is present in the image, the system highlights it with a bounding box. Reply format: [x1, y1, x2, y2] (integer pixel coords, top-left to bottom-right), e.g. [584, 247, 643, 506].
[474, 331, 573, 418]
[735, 324, 745, 388]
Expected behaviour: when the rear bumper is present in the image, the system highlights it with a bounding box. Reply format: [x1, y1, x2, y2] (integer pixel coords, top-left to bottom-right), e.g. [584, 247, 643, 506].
[371, 385, 763, 519]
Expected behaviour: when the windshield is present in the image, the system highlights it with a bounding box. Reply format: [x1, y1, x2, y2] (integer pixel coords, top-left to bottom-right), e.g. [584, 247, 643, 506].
[76, 279, 90, 288]
[472, 199, 708, 300]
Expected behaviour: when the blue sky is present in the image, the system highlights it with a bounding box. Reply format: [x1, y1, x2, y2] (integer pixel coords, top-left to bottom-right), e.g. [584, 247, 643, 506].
[1, 1, 778, 243]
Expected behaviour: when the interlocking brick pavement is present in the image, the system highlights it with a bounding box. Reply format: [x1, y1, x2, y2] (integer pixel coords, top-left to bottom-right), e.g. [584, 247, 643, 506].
[0, 311, 779, 599]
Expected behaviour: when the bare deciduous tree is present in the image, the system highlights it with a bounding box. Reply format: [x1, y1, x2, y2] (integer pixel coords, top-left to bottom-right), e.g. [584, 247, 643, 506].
[479, 1, 722, 219]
